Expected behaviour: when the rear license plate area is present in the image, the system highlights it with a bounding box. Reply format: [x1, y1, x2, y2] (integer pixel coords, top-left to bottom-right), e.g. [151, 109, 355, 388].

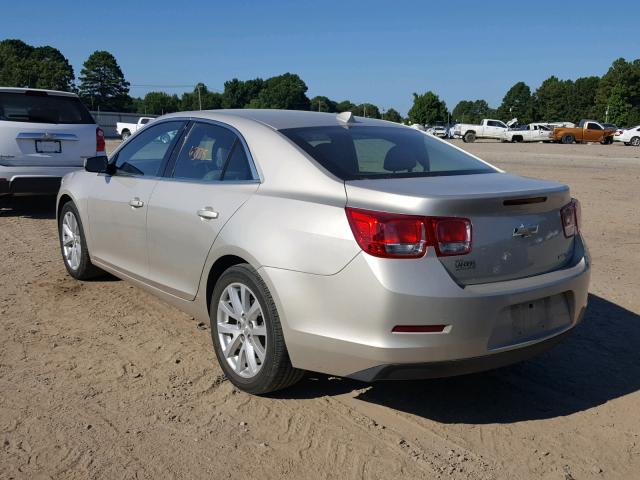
[488, 293, 571, 349]
[35, 140, 61, 153]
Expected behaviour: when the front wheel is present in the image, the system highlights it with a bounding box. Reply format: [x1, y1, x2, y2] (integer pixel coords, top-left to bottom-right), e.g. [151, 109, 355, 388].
[631, 136, 640, 147]
[59, 202, 104, 280]
[210, 264, 304, 394]
[601, 137, 613, 145]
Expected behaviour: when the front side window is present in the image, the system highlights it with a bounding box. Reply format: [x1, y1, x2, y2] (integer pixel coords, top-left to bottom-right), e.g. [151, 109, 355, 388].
[140, 118, 150, 125]
[587, 123, 602, 131]
[281, 126, 497, 180]
[113, 121, 184, 177]
[487, 120, 507, 128]
[171, 122, 250, 182]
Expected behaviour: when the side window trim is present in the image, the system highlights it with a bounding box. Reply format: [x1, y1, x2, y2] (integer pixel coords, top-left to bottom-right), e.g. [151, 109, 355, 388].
[162, 120, 194, 178]
[162, 118, 260, 183]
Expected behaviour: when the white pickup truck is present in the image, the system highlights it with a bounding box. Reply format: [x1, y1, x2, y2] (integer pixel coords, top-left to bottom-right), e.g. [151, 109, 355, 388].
[116, 117, 154, 141]
[504, 123, 554, 143]
[453, 118, 516, 143]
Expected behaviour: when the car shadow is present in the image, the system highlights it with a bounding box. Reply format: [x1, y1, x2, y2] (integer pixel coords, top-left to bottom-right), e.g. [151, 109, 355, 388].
[276, 294, 640, 423]
[0, 195, 57, 219]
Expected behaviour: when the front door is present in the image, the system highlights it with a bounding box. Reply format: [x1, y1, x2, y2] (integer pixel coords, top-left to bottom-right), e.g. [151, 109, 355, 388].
[146, 121, 259, 299]
[584, 122, 604, 142]
[88, 120, 186, 278]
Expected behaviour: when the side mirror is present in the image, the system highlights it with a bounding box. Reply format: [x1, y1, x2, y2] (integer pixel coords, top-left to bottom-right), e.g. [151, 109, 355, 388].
[84, 156, 110, 174]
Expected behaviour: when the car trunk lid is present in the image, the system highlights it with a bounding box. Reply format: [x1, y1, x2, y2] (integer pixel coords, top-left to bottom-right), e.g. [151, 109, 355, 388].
[345, 172, 575, 285]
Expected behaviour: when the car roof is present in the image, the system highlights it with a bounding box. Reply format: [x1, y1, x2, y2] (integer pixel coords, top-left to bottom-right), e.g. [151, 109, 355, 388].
[162, 109, 405, 131]
[0, 87, 78, 98]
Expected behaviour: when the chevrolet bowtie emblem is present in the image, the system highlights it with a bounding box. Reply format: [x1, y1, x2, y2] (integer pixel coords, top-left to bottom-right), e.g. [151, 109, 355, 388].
[513, 224, 539, 238]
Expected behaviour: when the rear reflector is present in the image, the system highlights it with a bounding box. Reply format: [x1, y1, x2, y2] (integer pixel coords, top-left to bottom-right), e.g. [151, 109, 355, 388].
[345, 207, 471, 259]
[392, 325, 446, 333]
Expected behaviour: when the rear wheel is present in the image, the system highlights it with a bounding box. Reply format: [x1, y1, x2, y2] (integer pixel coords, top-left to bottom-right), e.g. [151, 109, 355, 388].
[631, 136, 640, 147]
[121, 130, 131, 141]
[59, 202, 104, 280]
[463, 132, 476, 143]
[210, 264, 304, 394]
[561, 134, 574, 144]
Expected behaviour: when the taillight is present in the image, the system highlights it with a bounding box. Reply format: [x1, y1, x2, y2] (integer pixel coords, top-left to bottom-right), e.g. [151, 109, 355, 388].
[431, 218, 472, 256]
[560, 198, 580, 238]
[96, 127, 106, 153]
[345, 208, 472, 259]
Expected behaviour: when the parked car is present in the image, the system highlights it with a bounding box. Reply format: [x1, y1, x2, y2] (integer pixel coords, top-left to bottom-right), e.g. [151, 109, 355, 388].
[552, 120, 616, 144]
[0, 87, 105, 197]
[57, 110, 590, 394]
[116, 117, 154, 141]
[427, 121, 447, 138]
[504, 123, 554, 143]
[613, 125, 640, 146]
[453, 118, 517, 142]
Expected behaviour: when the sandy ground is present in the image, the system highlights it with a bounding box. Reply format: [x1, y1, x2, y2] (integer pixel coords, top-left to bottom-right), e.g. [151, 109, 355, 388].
[1, 139, 639, 479]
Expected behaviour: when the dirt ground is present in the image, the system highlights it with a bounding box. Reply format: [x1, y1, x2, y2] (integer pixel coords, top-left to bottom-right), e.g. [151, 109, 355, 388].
[1, 139, 639, 479]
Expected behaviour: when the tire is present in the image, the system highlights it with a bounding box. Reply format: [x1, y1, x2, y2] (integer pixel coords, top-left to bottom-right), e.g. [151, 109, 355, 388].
[121, 130, 131, 141]
[463, 132, 476, 143]
[600, 137, 613, 145]
[631, 136, 640, 147]
[561, 134, 574, 144]
[58, 202, 104, 280]
[210, 264, 304, 394]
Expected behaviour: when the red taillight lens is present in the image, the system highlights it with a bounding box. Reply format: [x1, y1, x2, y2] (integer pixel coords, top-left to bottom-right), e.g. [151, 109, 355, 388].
[431, 218, 472, 256]
[96, 127, 106, 153]
[345, 208, 427, 258]
[345, 208, 472, 259]
[560, 198, 580, 238]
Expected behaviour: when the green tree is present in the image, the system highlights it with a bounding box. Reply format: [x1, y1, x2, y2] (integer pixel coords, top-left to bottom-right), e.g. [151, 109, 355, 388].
[407, 91, 448, 125]
[497, 82, 534, 124]
[180, 83, 223, 111]
[309, 95, 338, 112]
[383, 108, 403, 123]
[567, 76, 600, 122]
[594, 58, 640, 125]
[0, 39, 75, 91]
[248, 73, 310, 110]
[222, 78, 264, 108]
[138, 91, 180, 115]
[336, 100, 356, 112]
[78, 50, 131, 111]
[351, 103, 381, 118]
[451, 99, 494, 124]
[534, 76, 571, 121]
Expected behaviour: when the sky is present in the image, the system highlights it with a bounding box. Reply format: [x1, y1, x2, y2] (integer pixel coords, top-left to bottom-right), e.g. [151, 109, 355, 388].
[3, 0, 639, 115]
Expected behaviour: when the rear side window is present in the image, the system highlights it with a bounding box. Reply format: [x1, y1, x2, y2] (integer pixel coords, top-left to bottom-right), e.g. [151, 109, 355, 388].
[0, 92, 94, 124]
[281, 126, 496, 180]
[171, 122, 238, 182]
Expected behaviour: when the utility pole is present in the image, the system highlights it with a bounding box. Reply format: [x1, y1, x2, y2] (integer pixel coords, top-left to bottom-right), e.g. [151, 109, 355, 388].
[605, 105, 609, 122]
[197, 84, 202, 110]
[364, 104, 367, 118]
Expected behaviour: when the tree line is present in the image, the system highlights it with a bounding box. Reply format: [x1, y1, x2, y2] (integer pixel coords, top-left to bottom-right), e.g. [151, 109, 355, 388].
[1, 38, 639, 126]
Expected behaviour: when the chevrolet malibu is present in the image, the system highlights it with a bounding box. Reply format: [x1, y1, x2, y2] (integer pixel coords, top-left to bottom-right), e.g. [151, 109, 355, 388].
[56, 110, 590, 394]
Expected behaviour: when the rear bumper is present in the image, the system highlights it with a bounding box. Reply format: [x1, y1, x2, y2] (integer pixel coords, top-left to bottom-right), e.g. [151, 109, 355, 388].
[0, 166, 81, 195]
[260, 235, 590, 379]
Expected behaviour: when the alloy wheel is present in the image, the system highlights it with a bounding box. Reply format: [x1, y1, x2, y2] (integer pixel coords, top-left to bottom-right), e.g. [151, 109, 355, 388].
[217, 283, 267, 378]
[61, 211, 82, 270]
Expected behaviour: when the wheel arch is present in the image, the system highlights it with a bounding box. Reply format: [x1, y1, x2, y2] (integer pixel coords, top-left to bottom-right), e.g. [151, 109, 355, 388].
[205, 254, 251, 316]
[57, 193, 74, 223]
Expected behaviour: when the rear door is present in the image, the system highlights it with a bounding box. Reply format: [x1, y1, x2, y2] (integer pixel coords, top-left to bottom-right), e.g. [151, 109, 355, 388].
[0, 90, 98, 167]
[88, 120, 186, 278]
[146, 121, 259, 299]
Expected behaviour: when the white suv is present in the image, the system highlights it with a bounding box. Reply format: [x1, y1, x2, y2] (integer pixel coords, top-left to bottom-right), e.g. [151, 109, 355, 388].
[0, 87, 105, 197]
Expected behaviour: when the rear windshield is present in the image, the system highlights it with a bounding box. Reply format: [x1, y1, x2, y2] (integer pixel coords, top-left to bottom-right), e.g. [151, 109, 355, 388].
[0, 92, 95, 124]
[280, 125, 496, 180]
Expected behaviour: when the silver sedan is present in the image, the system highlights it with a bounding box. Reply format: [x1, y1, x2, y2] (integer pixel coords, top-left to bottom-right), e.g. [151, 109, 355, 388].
[57, 110, 590, 394]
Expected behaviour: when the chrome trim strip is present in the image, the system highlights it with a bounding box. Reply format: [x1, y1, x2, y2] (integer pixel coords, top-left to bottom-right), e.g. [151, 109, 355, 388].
[16, 132, 79, 141]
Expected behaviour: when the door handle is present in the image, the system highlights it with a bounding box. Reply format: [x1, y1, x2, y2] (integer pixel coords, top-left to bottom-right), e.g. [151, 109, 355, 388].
[197, 207, 219, 220]
[129, 197, 144, 208]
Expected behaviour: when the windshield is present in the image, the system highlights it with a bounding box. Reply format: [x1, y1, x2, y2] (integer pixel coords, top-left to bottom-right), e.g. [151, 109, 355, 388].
[0, 92, 94, 124]
[280, 125, 497, 180]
